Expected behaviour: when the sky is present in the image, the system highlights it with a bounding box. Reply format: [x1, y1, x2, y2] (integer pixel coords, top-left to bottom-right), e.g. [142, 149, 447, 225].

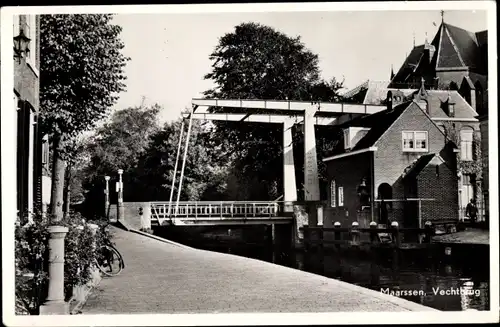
[111, 9, 487, 123]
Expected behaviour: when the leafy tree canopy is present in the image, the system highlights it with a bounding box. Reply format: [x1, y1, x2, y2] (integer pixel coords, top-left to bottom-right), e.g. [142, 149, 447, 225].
[203, 22, 344, 200]
[40, 14, 129, 143]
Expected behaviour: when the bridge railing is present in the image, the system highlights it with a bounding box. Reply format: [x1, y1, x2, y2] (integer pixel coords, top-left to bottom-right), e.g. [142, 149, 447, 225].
[151, 201, 291, 221]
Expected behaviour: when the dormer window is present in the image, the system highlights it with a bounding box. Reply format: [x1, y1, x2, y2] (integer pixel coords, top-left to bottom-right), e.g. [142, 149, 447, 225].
[448, 103, 455, 117]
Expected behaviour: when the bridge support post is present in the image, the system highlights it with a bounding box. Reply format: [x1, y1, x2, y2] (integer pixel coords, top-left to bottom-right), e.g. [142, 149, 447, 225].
[283, 119, 297, 212]
[303, 104, 321, 227]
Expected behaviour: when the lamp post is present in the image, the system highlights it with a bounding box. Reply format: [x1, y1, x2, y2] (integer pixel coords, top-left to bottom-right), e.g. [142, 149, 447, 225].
[104, 176, 110, 219]
[117, 169, 124, 222]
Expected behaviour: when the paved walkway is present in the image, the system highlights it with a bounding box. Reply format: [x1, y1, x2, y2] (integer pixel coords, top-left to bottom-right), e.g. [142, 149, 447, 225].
[432, 228, 489, 245]
[81, 227, 435, 314]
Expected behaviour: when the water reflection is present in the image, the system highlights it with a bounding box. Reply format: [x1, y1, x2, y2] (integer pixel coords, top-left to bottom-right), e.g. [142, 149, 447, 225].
[161, 235, 489, 311]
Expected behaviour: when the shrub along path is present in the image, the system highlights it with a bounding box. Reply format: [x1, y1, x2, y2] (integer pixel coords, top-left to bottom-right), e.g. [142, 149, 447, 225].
[81, 227, 435, 314]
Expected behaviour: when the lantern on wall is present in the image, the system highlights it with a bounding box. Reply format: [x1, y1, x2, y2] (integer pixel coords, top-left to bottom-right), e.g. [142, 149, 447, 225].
[13, 28, 30, 62]
[357, 178, 370, 207]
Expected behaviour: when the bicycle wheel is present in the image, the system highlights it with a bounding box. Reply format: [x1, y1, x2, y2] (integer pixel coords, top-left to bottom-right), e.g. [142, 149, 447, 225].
[96, 245, 123, 277]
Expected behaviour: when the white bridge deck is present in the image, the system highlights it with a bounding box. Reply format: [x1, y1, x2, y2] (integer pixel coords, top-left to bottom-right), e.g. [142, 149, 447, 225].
[151, 201, 293, 226]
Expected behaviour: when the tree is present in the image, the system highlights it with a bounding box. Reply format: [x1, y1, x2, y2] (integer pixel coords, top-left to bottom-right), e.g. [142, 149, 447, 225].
[133, 117, 233, 202]
[78, 104, 161, 217]
[40, 14, 129, 221]
[203, 22, 343, 199]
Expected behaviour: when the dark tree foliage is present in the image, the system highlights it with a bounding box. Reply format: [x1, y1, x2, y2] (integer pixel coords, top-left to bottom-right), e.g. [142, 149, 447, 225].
[39, 14, 129, 220]
[203, 22, 343, 200]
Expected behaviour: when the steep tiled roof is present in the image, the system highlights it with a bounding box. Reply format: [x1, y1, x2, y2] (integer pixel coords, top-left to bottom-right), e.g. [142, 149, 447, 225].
[391, 22, 488, 84]
[342, 80, 391, 104]
[445, 24, 481, 68]
[402, 154, 446, 180]
[364, 87, 414, 105]
[391, 45, 426, 84]
[326, 101, 412, 157]
[357, 88, 478, 120]
[436, 24, 466, 68]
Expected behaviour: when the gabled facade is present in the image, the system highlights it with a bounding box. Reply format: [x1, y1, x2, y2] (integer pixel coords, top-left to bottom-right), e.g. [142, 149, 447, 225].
[14, 14, 50, 223]
[322, 99, 459, 229]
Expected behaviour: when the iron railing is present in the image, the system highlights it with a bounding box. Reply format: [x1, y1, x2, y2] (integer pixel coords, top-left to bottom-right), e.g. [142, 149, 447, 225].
[151, 201, 292, 223]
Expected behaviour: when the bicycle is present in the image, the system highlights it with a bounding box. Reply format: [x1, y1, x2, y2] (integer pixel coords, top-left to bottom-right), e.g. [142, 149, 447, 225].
[94, 222, 125, 277]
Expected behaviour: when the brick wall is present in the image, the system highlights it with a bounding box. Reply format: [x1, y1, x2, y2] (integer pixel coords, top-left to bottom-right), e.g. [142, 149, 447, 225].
[416, 159, 459, 224]
[109, 202, 151, 230]
[373, 102, 453, 226]
[324, 152, 372, 228]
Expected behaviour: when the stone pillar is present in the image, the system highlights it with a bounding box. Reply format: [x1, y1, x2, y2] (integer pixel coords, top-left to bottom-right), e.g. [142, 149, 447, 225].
[304, 104, 321, 227]
[39, 226, 69, 315]
[283, 119, 297, 212]
[141, 203, 152, 230]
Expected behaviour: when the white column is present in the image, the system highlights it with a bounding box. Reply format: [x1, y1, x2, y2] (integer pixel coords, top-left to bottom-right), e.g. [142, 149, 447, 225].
[303, 105, 321, 201]
[283, 119, 297, 212]
[303, 104, 321, 227]
[27, 110, 34, 222]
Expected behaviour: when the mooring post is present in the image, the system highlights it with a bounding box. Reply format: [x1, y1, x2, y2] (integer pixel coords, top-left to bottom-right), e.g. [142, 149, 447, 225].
[351, 221, 360, 246]
[391, 221, 400, 248]
[424, 221, 433, 243]
[334, 221, 341, 251]
[369, 221, 377, 244]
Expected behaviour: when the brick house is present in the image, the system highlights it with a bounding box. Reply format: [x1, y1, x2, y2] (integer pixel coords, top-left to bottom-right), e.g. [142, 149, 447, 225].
[13, 14, 51, 223]
[322, 86, 459, 229]
[343, 86, 483, 223]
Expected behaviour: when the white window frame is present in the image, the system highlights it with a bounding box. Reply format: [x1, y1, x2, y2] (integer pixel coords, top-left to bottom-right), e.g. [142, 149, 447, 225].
[402, 131, 428, 152]
[338, 186, 344, 207]
[460, 129, 474, 161]
[330, 180, 336, 207]
[25, 15, 39, 77]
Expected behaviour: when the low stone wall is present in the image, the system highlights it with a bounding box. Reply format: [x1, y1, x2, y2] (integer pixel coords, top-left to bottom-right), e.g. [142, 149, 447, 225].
[109, 202, 151, 231]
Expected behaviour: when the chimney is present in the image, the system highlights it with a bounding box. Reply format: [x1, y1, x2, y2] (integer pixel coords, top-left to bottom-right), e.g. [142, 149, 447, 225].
[386, 91, 393, 110]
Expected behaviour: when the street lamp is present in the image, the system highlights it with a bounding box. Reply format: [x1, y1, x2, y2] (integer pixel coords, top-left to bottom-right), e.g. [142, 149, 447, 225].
[13, 27, 30, 63]
[104, 176, 110, 219]
[117, 169, 124, 222]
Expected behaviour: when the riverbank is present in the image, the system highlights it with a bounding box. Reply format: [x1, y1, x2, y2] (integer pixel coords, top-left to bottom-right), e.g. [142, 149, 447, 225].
[81, 227, 434, 314]
[432, 228, 489, 245]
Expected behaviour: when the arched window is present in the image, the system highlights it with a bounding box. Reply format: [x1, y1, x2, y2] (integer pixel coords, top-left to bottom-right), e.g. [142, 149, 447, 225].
[460, 127, 474, 161]
[330, 180, 336, 207]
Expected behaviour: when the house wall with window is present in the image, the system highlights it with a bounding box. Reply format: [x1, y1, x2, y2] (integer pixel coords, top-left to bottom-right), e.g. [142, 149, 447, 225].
[14, 14, 45, 223]
[373, 102, 453, 226]
[324, 152, 372, 228]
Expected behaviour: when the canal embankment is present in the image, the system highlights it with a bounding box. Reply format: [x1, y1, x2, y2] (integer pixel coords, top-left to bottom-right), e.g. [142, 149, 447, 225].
[81, 226, 435, 314]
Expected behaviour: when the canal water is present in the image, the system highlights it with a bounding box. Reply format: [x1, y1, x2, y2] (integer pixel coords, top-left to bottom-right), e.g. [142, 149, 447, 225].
[154, 227, 490, 311]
